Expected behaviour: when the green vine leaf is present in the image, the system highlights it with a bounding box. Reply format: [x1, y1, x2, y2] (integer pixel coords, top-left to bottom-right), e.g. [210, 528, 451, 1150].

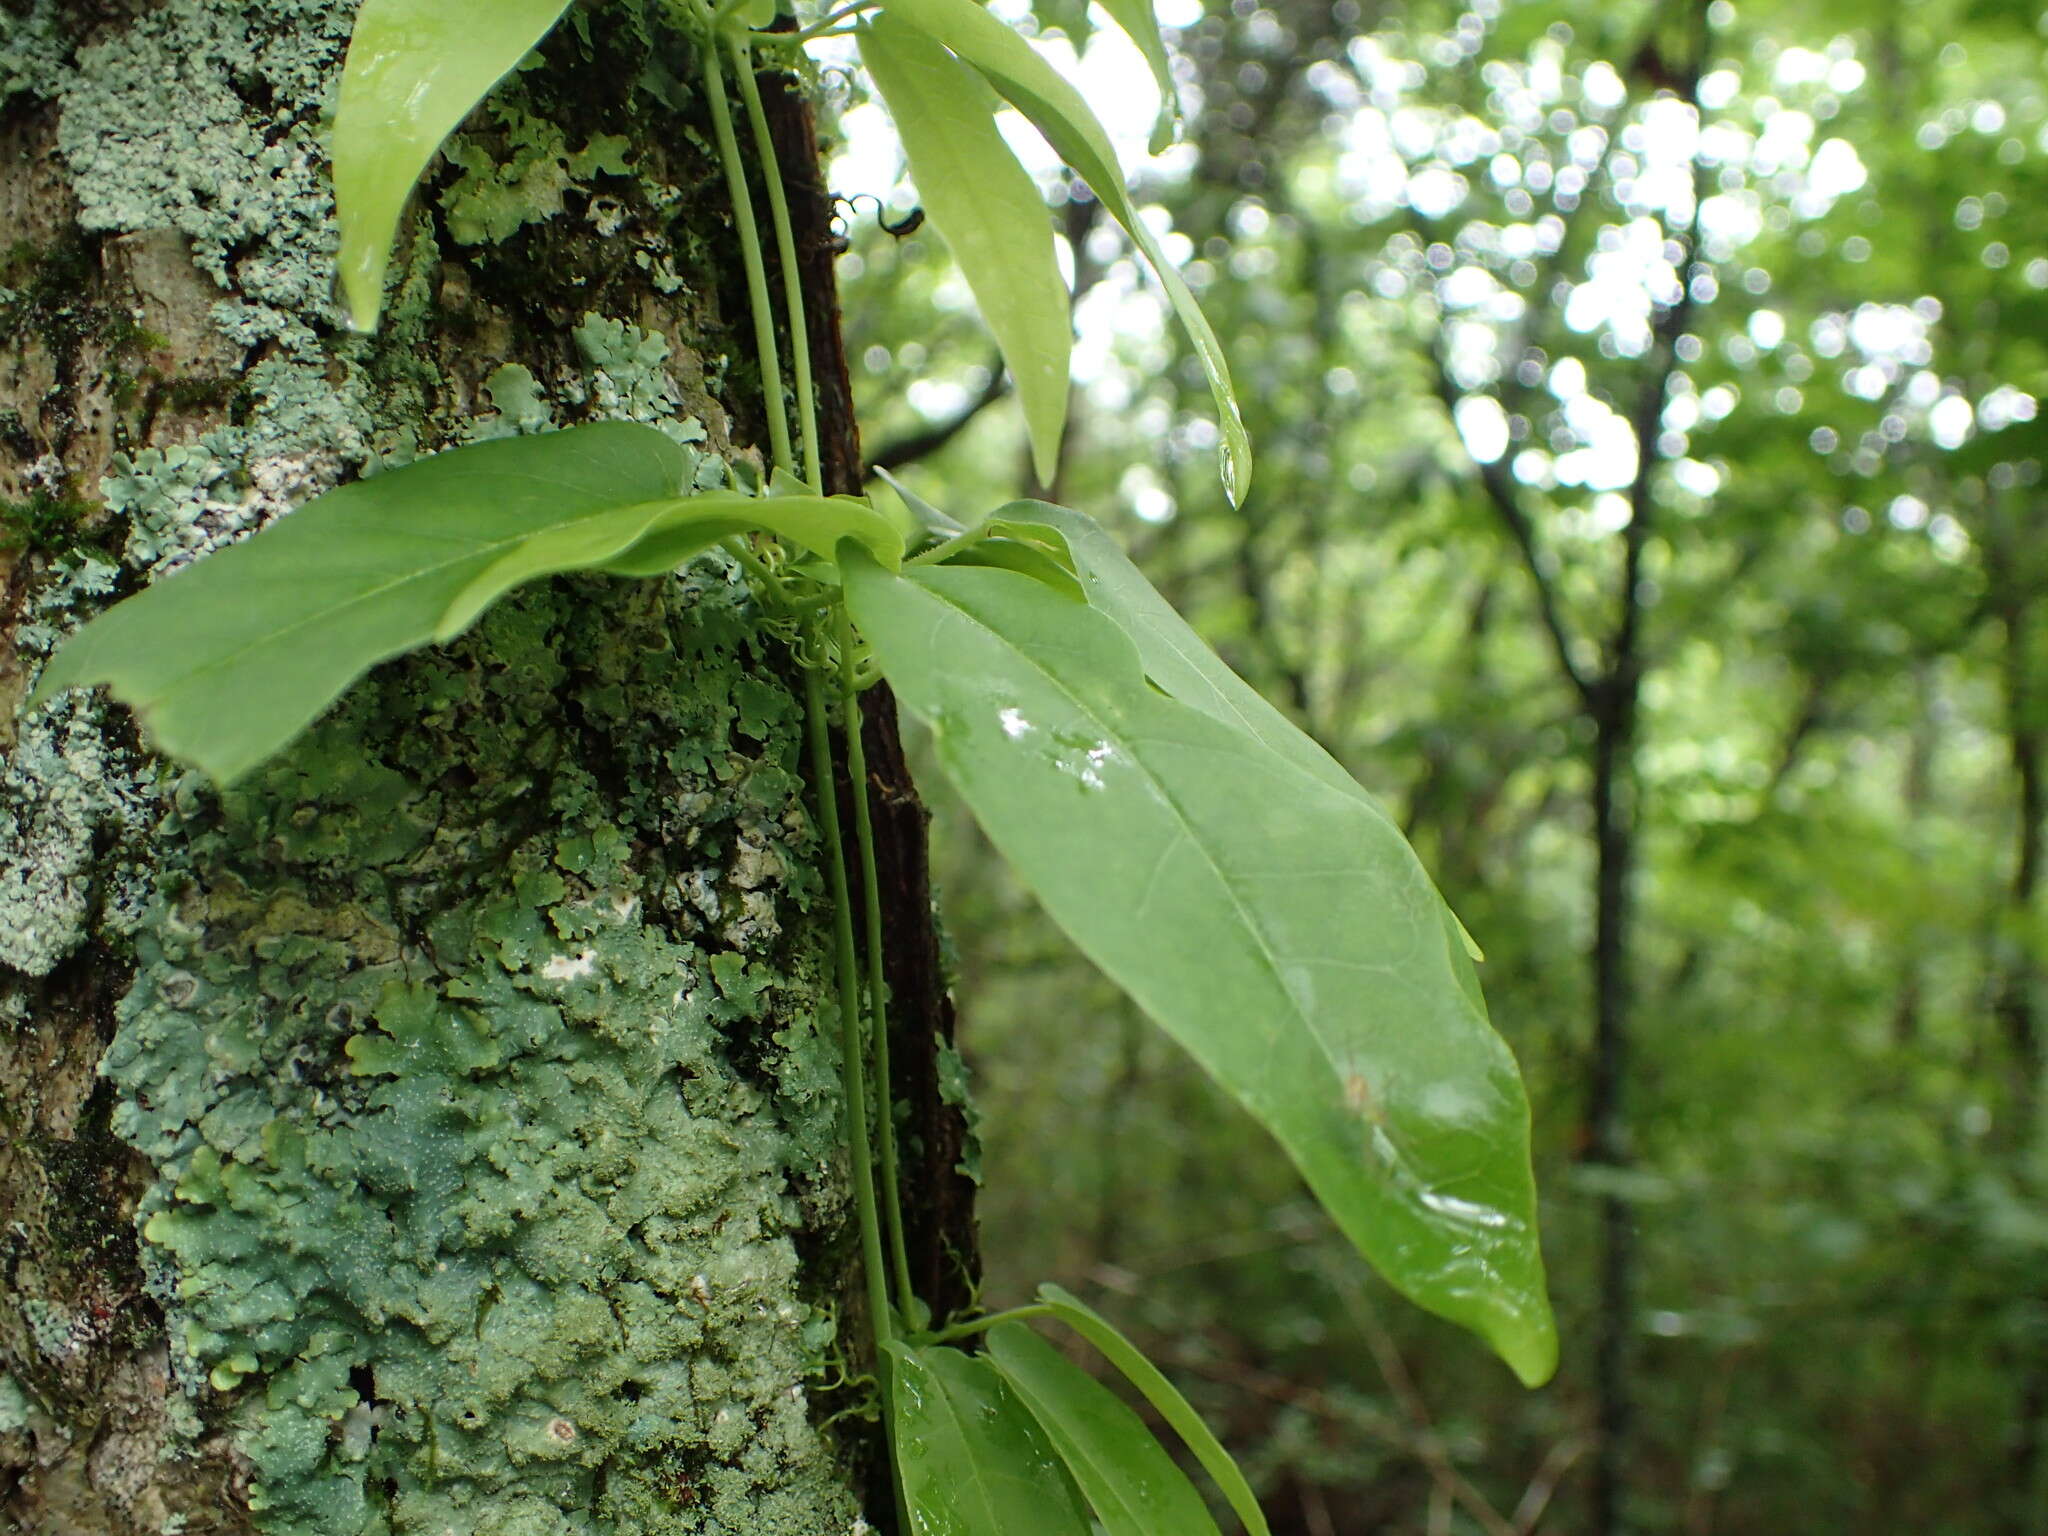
[438, 483, 900, 638]
[1095, 0, 1182, 155]
[859, 14, 1073, 486]
[841, 551, 1557, 1386]
[938, 515, 1085, 601]
[885, 1340, 1094, 1535]
[334, 0, 578, 332]
[32, 424, 901, 786]
[1027, 1286, 1270, 1536]
[1011, 502, 1383, 806]
[984, 1322, 1224, 1536]
[943, 538, 1086, 602]
[872, 0, 1252, 503]
[1022, 500, 1487, 964]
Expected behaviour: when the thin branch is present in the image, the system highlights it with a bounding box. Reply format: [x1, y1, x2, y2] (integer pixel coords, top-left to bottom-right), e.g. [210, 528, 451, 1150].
[1336, 1278, 1520, 1536]
[1429, 343, 1596, 706]
[1511, 1434, 1592, 1536]
[1611, 0, 1713, 684]
[863, 359, 1010, 474]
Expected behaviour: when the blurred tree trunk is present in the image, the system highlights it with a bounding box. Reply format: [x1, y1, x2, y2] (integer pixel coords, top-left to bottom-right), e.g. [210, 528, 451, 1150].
[1990, 581, 2048, 1535]
[0, 3, 967, 1531]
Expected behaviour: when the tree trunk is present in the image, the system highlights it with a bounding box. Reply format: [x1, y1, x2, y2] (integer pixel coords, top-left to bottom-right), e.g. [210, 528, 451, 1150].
[0, 3, 964, 1530]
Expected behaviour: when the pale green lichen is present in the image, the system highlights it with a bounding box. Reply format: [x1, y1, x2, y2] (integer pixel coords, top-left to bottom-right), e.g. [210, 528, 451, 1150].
[442, 105, 634, 247]
[0, 693, 155, 976]
[935, 1041, 984, 1186]
[0, 1374, 30, 1433]
[107, 574, 858, 1534]
[481, 364, 558, 437]
[574, 313, 695, 431]
[0, 0, 66, 108]
[56, 1, 357, 360]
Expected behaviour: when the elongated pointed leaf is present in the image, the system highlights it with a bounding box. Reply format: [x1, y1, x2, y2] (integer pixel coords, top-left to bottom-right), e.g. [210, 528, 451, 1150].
[1095, 0, 1181, 155]
[947, 538, 1086, 601]
[842, 553, 1556, 1385]
[860, 16, 1072, 486]
[873, 0, 1250, 502]
[985, 1323, 1223, 1536]
[334, 0, 576, 331]
[1026, 1288, 1269, 1536]
[1019, 499, 1487, 965]
[885, 1341, 1093, 1536]
[875, 467, 967, 538]
[941, 516, 1085, 601]
[35, 424, 900, 787]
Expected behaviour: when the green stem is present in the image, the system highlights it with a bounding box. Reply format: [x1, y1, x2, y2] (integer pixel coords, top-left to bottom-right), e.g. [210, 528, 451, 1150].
[839, 606, 918, 1313]
[723, 537, 793, 609]
[762, 0, 880, 46]
[699, 26, 796, 477]
[926, 1304, 1056, 1345]
[732, 36, 823, 493]
[804, 636, 894, 1354]
[805, 624, 910, 1531]
[905, 528, 988, 567]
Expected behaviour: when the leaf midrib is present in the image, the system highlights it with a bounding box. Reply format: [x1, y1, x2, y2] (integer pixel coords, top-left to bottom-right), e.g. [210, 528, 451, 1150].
[147, 487, 689, 709]
[923, 1361, 1017, 1529]
[914, 574, 1355, 1103]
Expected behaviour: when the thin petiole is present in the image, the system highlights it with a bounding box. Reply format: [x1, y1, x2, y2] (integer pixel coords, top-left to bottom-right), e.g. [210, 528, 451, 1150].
[804, 634, 893, 1359]
[732, 36, 823, 493]
[698, 26, 796, 478]
[804, 620, 910, 1529]
[905, 528, 987, 567]
[838, 605, 918, 1315]
[723, 537, 794, 609]
[925, 1304, 1057, 1345]
[764, 0, 880, 46]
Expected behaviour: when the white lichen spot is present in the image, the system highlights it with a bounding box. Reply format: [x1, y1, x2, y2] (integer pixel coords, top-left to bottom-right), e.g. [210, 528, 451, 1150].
[541, 949, 597, 981]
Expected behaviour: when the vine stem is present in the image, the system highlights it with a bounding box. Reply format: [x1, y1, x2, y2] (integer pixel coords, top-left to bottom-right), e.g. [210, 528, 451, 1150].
[732, 36, 823, 493]
[758, 0, 880, 47]
[804, 623, 911, 1534]
[838, 607, 918, 1313]
[697, 17, 796, 478]
[926, 1304, 1056, 1345]
[804, 632, 894, 1354]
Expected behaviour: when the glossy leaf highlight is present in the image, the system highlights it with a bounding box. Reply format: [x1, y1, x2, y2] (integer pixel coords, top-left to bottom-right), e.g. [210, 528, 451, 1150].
[334, 0, 576, 331]
[985, 1323, 1223, 1536]
[860, 15, 1072, 486]
[842, 553, 1557, 1385]
[885, 1341, 1093, 1536]
[873, 0, 1251, 502]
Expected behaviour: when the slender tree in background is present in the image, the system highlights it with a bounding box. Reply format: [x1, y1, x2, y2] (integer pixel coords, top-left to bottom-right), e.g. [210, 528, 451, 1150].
[872, 0, 2048, 1528]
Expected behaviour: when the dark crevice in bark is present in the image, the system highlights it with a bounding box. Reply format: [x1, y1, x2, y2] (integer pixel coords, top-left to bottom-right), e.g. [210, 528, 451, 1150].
[758, 53, 978, 1529]
[759, 51, 980, 1319]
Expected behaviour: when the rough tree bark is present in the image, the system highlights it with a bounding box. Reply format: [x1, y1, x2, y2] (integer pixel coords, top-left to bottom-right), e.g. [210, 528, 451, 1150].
[0, 2, 969, 1531]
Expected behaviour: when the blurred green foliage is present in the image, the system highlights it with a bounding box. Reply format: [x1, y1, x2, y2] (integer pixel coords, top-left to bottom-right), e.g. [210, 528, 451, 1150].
[828, 0, 2048, 1529]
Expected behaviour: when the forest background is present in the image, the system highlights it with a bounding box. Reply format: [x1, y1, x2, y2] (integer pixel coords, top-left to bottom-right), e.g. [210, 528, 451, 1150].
[830, 0, 2048, 1531]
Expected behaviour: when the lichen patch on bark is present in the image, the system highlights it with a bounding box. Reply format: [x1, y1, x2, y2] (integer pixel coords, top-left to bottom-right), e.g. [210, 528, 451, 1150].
[1, 2, 879, 1530]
